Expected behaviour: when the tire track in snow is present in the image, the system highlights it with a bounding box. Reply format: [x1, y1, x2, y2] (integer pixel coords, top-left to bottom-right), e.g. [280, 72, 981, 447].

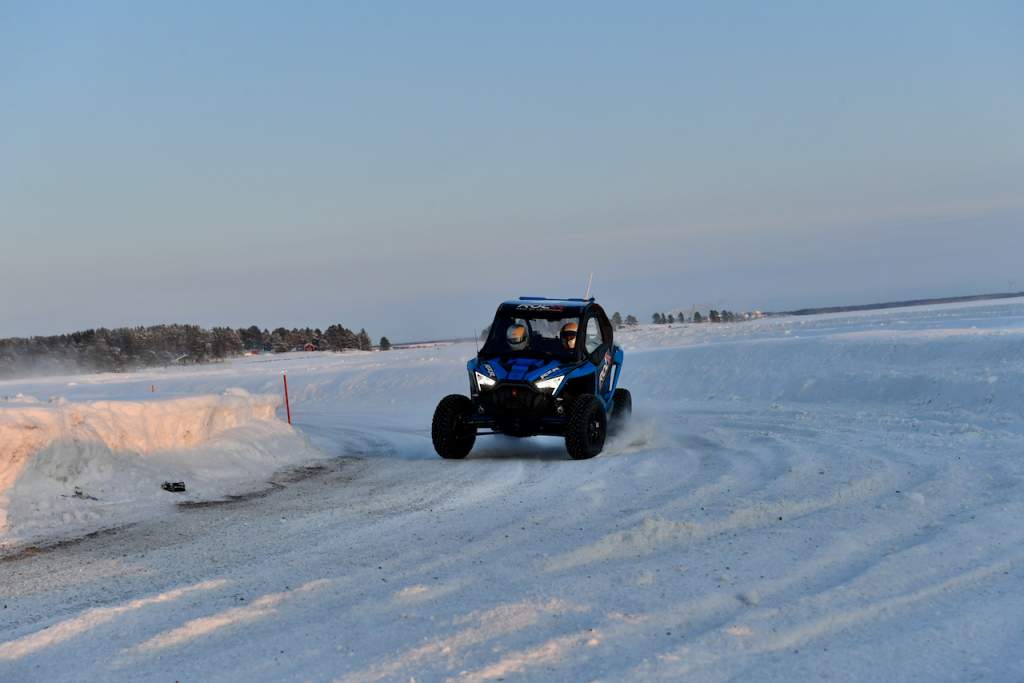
[0, 579, 227, 662]
[577, 488, 1024, 680]
[334, 599, 586, 683]
[621, 553, 1022, 681]
[541, 450, 908, 574]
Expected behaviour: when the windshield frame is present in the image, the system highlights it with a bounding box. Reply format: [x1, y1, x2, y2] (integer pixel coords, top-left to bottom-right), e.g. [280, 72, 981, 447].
[479, 304, 586, 362]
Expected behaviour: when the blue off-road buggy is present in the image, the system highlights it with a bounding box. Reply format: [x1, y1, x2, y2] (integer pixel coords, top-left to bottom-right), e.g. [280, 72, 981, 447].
[432, 297, 631, 460]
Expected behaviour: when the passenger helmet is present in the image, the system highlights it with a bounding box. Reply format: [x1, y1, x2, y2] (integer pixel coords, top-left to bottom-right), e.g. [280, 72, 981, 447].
[560, 322, 578, 350]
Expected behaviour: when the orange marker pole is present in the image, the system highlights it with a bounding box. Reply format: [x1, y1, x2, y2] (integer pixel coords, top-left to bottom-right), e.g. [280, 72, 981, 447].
[282, 371, 292, 425]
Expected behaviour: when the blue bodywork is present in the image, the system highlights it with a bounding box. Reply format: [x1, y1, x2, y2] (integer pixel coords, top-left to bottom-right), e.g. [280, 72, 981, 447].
[467, 349, 624, 406]
[465, 297, 625, 436]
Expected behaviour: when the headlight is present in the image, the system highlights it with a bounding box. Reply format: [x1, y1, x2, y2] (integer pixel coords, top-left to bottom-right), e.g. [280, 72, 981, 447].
[475, 371, 496, 390]
[534, 374, 565, 393]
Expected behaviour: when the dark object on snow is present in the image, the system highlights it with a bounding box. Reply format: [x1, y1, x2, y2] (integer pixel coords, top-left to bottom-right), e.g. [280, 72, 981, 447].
[68, 487, 98, 501]
[432, 296, 630, 460]
[161, 481, 186, 493]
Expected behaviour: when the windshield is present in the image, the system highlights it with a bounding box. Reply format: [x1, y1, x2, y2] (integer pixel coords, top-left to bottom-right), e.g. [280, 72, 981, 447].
[481, 313, 581, 359]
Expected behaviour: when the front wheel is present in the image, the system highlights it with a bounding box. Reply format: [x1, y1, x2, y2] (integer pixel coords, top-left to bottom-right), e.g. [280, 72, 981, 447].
[432, 395, 477, 459]
[565, 394, 607, 460]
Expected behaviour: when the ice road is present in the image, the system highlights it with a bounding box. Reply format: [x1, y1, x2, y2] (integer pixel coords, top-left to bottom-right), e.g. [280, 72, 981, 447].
[2, 298, 1023, 681]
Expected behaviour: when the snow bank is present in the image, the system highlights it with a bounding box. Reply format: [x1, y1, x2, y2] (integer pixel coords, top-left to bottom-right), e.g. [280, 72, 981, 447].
[0, 390, 319, 545]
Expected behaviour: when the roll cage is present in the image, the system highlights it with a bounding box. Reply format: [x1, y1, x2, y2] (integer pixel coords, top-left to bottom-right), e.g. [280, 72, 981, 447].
[479, 297, 615, 365]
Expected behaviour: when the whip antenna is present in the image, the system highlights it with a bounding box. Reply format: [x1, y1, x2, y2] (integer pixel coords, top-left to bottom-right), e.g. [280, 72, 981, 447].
[584, 272, 593, 299]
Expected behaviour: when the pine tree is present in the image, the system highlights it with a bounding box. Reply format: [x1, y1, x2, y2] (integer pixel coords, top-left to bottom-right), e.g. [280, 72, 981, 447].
[210, 327, 243, 359]
[693, 311, 704, 323]
[323, 324, 345, 351]
[357, 329, 372, 351]
[611, 312, 623, 328]
[185, 325, 210, 361]
[341, 328, 360, 350]
[379, 336, 392, 351]
[87, 331, 114, 371]
[667, 314, 675, 324]
[240, 325, 263, 350]
[625, 315, 639, 326]
[271, 328, 290, 353]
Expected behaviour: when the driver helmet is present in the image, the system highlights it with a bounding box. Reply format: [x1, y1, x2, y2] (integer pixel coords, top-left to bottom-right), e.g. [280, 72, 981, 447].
[506, 323, 528, 350]
[560, 322, 578, 350]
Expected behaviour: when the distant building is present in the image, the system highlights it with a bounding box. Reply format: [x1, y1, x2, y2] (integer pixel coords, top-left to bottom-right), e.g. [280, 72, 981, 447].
[303, 343, 317, 352]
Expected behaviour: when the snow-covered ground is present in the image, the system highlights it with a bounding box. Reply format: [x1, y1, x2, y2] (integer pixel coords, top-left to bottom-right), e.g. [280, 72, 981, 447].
[2, 298, 1023, 681]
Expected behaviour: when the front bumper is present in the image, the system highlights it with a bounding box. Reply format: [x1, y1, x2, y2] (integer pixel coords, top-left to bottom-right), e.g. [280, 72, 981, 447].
[470, 382, 568, 436]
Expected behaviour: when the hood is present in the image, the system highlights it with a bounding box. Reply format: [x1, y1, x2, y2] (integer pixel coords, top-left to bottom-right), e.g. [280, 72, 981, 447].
[472, 356, 566, 383]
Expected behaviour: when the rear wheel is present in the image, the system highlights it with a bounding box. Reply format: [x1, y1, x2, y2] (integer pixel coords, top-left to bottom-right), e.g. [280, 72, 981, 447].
[610, 388, 632, 435]
[432, 395, 477, 459]
[565, 394, 607, 460]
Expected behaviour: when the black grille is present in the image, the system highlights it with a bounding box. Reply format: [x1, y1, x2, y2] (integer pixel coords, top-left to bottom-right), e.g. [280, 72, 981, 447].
[481, 383, 549, 415]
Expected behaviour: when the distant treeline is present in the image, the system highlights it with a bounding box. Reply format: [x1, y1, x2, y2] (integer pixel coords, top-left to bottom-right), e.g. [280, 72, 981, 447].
[777, 291, 1024, 317]
[646, 310, 746, 324]
[0, 323, 385, 379]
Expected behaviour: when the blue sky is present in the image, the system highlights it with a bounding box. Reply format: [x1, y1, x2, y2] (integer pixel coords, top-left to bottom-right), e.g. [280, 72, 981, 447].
[2, 2, 1022, 341]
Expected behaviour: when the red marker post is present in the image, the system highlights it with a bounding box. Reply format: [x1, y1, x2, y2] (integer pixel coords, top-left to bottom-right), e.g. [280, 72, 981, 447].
[282, 371, 292, 425]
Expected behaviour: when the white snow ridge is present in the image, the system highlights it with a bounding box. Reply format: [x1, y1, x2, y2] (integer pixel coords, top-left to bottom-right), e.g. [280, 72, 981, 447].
[0, 390, 318, 543]
[0, 297, 1023, 682]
